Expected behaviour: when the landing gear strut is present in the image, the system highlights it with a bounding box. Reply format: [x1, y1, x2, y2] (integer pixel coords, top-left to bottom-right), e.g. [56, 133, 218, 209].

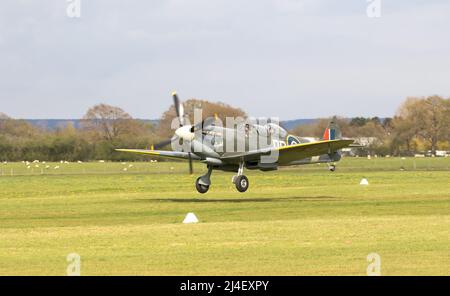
[195, 165, 213, 194]
[232, 162, 249, 192]
[195, 162, 250, 193]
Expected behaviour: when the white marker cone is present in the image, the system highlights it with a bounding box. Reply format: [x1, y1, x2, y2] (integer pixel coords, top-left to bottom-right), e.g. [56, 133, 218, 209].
[360, 178, 369, 185]
[183, 213, 199, 224]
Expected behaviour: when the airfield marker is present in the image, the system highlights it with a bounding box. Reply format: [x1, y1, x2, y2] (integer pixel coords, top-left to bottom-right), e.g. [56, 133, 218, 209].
[183, 213, 199, 224]
[360, 178, 369, 185]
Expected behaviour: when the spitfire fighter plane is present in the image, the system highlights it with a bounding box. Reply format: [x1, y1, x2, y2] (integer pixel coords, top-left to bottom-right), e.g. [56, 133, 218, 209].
[116, 92, 355, 193]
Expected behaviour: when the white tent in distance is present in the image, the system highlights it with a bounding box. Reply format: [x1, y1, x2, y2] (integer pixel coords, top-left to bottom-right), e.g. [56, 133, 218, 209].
[183, 212, 199, 224]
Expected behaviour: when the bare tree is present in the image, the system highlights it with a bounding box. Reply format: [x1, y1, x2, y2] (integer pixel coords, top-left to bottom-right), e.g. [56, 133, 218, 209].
[81, 104, 135, 141]
[390, 116, 417, 155]
[394, 96, 450, 155]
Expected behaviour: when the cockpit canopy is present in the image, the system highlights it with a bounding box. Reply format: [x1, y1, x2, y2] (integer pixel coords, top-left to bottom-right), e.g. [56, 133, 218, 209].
[251, 123, 287, 139]
[266, 123, 288, 139]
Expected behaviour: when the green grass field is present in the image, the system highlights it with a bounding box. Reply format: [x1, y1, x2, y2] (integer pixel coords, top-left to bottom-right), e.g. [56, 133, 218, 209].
[0, 157, 449, 275]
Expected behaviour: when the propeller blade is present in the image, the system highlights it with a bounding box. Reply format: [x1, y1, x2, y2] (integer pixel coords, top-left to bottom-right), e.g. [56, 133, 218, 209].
[190, 116, 216, 133]
[153, 130, 193, 175]
[188, 152, 193, 175]
[172, 91, 184, 126]
[153, 136, 178, 150]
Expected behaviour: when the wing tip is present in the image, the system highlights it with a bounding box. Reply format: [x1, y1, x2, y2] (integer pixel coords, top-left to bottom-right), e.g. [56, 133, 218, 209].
[115, 149, 133, 152]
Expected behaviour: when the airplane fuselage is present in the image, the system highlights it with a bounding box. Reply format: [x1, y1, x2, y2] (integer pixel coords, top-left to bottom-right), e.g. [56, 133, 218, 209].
[192, 124, 340, 172]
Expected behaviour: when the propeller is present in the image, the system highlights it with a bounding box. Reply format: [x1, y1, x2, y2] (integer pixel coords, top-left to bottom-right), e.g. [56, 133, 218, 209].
[151, 92, 219, 174]
[151, 91, 197, 174]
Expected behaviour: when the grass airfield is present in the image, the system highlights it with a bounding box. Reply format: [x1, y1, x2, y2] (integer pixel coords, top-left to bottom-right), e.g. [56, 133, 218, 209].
[0, 158, 449, 275]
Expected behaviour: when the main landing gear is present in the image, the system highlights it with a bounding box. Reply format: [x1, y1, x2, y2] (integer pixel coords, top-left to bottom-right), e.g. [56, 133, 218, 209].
[328, 164, 336, 172]
[231, 162, 249, 193]
[195, 165, 213, 194]
[195, 162, 250, 193]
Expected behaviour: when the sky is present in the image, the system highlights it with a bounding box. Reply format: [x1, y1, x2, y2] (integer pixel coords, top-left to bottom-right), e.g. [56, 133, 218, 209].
[1, 0, 449, 120]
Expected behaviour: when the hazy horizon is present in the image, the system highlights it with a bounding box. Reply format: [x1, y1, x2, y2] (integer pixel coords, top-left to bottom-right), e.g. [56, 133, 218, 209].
[1, 1, 450, 120]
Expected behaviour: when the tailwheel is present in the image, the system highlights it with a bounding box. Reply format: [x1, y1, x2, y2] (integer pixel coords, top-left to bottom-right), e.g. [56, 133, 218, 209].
[195, 177, 209, 194]
[234, 175, 249, 193]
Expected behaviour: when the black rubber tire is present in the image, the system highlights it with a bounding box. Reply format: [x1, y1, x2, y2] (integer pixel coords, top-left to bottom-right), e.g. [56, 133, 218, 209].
[195, 177, 209, 194]
[329, 165, 336, 172]
[235, 175, 249, 192]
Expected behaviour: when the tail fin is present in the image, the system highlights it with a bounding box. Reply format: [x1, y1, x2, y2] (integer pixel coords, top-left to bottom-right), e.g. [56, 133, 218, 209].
[323, 117, 342, 140]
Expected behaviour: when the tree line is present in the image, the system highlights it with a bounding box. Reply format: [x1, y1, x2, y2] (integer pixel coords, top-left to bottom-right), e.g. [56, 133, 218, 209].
[0, 100, 246, 161]
[292, 95, 450, 156]
[0, 95, 449, 161]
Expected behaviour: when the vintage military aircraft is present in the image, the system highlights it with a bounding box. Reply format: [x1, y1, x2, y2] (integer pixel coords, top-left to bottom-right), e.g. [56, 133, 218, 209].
[116, 92, 355, 193]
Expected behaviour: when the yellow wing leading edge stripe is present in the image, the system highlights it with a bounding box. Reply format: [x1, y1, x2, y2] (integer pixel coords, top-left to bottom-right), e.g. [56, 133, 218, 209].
[115, 149, 201, 161]
[276, 139, 344, 151]
[115, 149, 161, 156]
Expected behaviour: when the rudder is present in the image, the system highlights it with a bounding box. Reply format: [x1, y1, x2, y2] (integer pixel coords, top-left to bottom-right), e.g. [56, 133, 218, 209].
[323, 117, 341, 140]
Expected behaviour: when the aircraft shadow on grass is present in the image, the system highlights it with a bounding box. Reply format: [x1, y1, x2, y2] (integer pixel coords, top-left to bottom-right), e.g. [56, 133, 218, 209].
[135, 196, 338, 203]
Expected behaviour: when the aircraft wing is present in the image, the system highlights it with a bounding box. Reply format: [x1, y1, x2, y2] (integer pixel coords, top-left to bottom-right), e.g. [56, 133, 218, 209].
[276, 139, 354, 164]
[220, 139, 354, 164]
[115, 149, 201, 161]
